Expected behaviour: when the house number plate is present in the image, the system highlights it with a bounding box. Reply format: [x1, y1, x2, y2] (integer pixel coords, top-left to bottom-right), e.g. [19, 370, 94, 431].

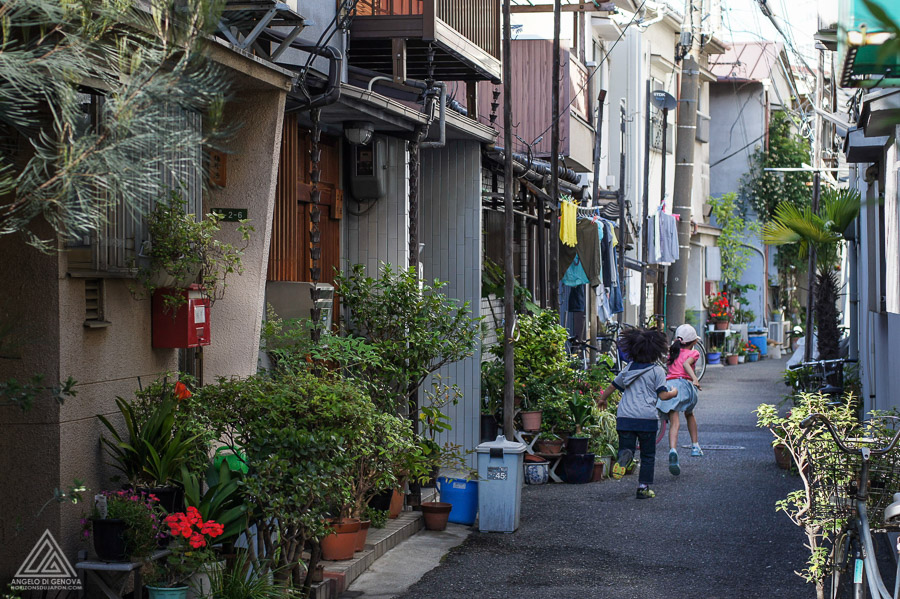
[211, 208, 248, 222]
[487, 466, 508, 480]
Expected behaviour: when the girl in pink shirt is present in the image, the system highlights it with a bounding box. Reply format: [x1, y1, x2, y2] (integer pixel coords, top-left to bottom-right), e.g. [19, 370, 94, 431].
[657, 324, 703, 476]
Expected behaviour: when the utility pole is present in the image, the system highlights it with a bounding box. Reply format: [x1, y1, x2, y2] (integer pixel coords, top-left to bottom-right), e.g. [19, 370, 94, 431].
[664, 1, 701, 328]
[502, 0, 515, 438]
[639, 81, 651, 325]
[549, 0, 561, 310]
[617, 100, 627, 325]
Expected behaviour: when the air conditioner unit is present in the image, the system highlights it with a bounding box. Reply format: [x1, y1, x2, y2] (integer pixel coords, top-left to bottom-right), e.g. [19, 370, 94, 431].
[769, 320, 786, 345]
[265, 282, 334, 330]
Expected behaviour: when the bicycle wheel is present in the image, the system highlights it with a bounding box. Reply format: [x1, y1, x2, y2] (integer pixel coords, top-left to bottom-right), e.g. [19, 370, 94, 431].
[829, 531, 866, 599]
[656, 413, 668, 445]
[694, 341, 707, 381]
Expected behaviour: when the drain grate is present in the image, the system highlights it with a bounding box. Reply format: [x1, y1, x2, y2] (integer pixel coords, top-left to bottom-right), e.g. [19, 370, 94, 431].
[681, 444, 745, 450]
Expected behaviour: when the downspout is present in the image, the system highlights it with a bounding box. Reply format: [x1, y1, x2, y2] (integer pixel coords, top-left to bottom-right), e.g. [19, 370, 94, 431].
[847, 218, 859, 362]
[419, 82, 446, 149]
[365, 75, 446, 149]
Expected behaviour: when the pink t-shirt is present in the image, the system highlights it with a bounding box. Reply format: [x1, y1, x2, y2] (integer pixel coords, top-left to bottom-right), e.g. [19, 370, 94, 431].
[667, 348, 701, 380]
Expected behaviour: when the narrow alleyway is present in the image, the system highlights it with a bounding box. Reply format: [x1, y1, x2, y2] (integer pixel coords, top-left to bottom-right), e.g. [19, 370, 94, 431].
[395, 356, 811, 599]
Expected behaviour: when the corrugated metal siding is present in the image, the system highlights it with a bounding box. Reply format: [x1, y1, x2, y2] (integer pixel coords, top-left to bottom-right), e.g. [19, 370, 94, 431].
[475, 39, 581, 156]
[345, 135, 410, 272]
[420, 141, 482, 466]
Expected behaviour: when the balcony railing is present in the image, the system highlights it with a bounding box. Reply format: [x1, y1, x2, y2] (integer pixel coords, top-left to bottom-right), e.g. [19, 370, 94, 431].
[355, 0, 423, 15]
[354, 0, 500, 60]
[436, 0, 500, 60]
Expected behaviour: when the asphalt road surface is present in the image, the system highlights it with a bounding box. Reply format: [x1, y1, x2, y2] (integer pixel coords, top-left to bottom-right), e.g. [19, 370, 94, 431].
[396, 356, 812, 599]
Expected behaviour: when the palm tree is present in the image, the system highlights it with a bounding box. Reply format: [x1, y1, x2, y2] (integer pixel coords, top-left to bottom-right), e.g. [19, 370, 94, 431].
[762, 188, 861, 359]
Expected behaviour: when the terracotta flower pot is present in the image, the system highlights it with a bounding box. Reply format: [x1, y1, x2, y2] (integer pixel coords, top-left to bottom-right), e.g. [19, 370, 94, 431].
[536, 439, 564, 455]
[714, 321, 730, 330]
[520, 410, 542, 432]
[726, 354, 739, 366]
[355, 520, 371, 552]
[388, 488, 403, 519]
[420, 502, 452, 531]
[591, 462, 604, 482]
[320, 518, 361, 561]
[774, 444, 792, 470]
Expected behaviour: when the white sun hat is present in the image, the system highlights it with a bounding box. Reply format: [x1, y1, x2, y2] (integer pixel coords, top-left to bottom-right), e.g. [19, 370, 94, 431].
[674, 324, 699, 344]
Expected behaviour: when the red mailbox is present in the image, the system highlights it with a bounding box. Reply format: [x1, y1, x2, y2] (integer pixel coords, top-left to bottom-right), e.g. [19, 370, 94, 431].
[152, 286, 211, 348]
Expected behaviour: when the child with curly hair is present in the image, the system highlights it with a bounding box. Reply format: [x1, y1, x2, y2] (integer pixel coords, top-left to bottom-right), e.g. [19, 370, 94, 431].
[597, 327, 676, 499]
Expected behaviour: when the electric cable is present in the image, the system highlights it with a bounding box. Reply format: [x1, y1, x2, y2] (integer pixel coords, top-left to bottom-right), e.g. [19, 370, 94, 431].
[530, 0, 649, 144]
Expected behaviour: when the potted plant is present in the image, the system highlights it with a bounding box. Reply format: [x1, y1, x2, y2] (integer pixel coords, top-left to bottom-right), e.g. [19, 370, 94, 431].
[566, 392, 597, 455]
[588, 409, 618, 480]
[707, 292, 731, 330]
[97, 395, 200, 513]
[320, 516, 361, 561]
[725, 353, 739, 366]
[146, 507, 225, 599]
[706, 346, 722, 365]
[520, 379, 546, 432]
[746, 342, 760, 362]
[535, 433, 565, 455]
[135, 191, 253, 314]
[86, 490, 164, 562]
[737, 344, 746, 363]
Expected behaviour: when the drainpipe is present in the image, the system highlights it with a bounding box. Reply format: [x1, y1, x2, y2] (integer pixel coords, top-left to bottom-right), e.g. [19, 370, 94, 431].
[419, 82, 446, 149]
[364, 75, 446, 149]
[847, 219, 859, 362]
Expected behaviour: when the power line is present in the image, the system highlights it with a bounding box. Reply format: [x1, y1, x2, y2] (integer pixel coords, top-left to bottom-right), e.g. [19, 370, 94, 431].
[531, 0, 649, 144]
[709, 133, 766, 168]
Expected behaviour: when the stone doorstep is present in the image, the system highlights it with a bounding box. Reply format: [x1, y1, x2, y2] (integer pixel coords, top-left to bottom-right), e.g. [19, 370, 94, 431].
[311, 510, 424, 598]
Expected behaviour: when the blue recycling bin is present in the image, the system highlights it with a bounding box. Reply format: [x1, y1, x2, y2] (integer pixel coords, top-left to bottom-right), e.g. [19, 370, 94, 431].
[476, 435, 526, 532]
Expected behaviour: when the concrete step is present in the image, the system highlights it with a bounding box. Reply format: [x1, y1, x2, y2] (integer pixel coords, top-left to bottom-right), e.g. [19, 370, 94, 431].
[310, 510, 424, 599]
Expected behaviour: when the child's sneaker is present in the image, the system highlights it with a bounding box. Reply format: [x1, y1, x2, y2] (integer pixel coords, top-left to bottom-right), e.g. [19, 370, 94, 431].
[636, 485, 656, 499]
[612, 449, 633, 480]
[691, 444, 704, 457]
[668, 449, 681, 475]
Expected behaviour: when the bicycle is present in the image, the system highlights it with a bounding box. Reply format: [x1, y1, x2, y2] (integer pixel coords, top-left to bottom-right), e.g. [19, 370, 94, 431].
[801, 412, 900, 599]
[788, 358, 852, 397]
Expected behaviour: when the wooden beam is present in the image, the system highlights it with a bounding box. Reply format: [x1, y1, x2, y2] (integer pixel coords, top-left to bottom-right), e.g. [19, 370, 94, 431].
[510, 3, 615, 13]
[391, 38, 407, 83]
[466, 81, 478, 120]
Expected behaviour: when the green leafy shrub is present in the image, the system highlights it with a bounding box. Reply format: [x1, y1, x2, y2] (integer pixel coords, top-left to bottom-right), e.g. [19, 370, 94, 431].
[194, 371, 380, 585]
[135, 191, 253, 313]
[755, 393, 859, 590]
[335, 263, 480, 415]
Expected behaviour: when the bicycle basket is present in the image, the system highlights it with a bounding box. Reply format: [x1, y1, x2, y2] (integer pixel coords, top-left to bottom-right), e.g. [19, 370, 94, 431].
[807, 428, 900, 531]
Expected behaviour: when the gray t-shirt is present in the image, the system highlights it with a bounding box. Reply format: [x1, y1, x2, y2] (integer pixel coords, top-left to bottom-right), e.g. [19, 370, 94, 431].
[613, 363, 669, 429]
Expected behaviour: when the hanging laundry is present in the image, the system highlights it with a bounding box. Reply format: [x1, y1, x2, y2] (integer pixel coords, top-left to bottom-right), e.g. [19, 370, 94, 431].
[600, 220, 619, 288]
[648, 210, 680, 265]
[560, 200, 577, 247]
[595, 284, 612, 323]
[559, 219, 603, 286]
[561, 254, 590, 287]
[659, 211, 680, 263]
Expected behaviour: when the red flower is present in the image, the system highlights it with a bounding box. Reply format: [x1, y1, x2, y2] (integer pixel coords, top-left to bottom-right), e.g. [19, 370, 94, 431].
[174, 381, 191, 401]
[189, 533, 207, 549]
